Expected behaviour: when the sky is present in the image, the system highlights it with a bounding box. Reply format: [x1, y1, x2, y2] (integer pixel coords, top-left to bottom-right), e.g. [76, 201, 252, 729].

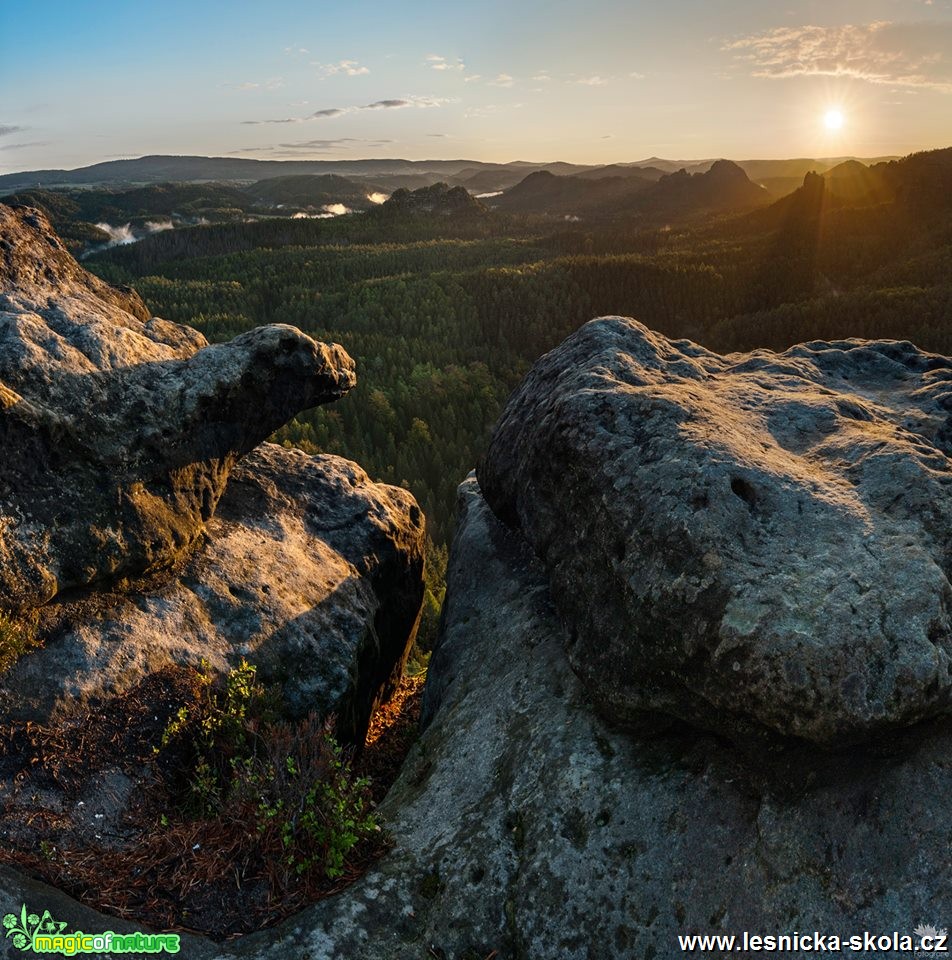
[1, 0, 951, 173]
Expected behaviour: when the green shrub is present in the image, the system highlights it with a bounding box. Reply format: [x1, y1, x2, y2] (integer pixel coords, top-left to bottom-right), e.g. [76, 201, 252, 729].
[159, 660, 378, 882]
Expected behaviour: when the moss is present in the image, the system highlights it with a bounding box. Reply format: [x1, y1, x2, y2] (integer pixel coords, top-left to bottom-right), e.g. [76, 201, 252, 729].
[560, 807, 589, 850]
[594, 733, 616, 760]
[506, 810, 526, 851]
[0, 610, 41, 674]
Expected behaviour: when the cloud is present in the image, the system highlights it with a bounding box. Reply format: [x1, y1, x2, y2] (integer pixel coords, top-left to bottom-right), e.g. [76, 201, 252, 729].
[488, 73, 515, 87]
[464, 74, 482, 83]
[464, 103, 524, 118]
[724, 20, 952, 92]
[426, 54, 465, 72]
[278, 137, 393, 150]
[243, 96, 451, 125]
[0, 140, 51, 151]
[231, 77, 285, 91]
[228, 137, 394, 156]
[575, 75, 609, 86]
[0, 125, 23, 137]
[314, 59, 370, 77]
[364, 98, 411, 109]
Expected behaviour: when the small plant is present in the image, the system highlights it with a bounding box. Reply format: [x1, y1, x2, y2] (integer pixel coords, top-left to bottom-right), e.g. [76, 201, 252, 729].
[158, 661, 380, 884]
[0, 610, 41, 675]
[159, 658, 261, 814]
[246, 715, 378, 880]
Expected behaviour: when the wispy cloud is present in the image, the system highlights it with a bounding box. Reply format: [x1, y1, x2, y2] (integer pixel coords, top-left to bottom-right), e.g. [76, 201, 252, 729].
[313, 59, 370, 77]
[725, 20, 952, 92]
[575, 75, 609, 86]
[229, 77, 285, 91]
[0, 125, 24, 137]
[426, 54, 465, 72]
[243, 96, 452, 125]
[488, 73, 515, 87]
[228, 136, 394, 156]
[464, 103, 524, 118]
[0, 140, 51, 151]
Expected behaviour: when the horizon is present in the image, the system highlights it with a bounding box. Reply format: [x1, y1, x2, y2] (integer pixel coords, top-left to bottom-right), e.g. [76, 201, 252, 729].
[0, 149, 915, 179]
[2, 0, 951, 174]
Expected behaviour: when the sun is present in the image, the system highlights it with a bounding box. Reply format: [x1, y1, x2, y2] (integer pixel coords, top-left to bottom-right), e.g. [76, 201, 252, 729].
[824, 109, 845, 131]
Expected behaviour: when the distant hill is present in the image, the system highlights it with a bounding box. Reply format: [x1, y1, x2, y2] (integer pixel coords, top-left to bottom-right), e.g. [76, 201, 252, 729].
[821, 160, 889, 204]
[373, 182, 488, 218]
[749, 147, 952, 231]
[492, 170, 654, 217]
[574, 164, 667, 182]
[647, 159, 770, 217]
[0, 155, 501, 193]
[245, 174, 383, 210]
[0, 152, 901, 197]
[2, 182, 255, 252]
[454, 168, 534, 194]
[494, 160, 769, 222]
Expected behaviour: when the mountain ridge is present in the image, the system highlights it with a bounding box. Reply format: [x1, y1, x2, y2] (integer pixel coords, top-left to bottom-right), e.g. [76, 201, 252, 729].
[0, 152, 901, 194]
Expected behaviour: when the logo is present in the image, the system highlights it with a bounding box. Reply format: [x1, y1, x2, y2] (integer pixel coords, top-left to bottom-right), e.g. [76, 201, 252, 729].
[3, 904, 180, 954]
[914, 923, 949, 955]
[3, 906, 67, 951]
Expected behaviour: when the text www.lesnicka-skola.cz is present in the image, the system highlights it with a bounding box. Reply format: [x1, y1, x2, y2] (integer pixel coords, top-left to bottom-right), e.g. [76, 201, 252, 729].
[678, 930, 948, 953]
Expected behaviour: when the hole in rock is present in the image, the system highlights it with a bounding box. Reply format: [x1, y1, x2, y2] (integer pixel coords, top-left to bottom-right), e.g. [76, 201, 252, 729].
[729, 477, 757, 510]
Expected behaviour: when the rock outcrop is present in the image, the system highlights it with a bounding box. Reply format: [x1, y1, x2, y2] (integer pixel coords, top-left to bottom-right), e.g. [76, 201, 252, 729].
[0, 204, 356, 610]
[479, 316, 952, 745]
[0, 202, 425, 741]
[0, 444, 424, 741]
[3, 475, 948, 959]
[3, 208, 948, 956]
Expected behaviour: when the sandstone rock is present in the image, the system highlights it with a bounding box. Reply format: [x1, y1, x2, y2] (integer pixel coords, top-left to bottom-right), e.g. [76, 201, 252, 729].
[479, 316, 952, 744]
[0, 442, 425, 742]
[0, 204, 356, 610]
[4, 477, 948, 959]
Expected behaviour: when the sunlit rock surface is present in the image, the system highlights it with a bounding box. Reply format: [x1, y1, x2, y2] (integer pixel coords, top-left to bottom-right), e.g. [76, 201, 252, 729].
[0, 204, 355, 609]
[0, 444, 425, 742]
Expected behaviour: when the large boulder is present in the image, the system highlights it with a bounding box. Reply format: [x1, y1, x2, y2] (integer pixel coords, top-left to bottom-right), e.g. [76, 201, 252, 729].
[0, 204, 355, 610]
[479, 316, 952, 745]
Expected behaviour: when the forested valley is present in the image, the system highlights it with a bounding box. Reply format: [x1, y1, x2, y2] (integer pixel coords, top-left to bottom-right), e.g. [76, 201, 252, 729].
[75, 147, 952, 653]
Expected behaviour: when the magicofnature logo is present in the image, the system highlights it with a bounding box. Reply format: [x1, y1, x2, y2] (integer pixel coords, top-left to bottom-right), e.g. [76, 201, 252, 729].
[3, 904, 180, 954]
